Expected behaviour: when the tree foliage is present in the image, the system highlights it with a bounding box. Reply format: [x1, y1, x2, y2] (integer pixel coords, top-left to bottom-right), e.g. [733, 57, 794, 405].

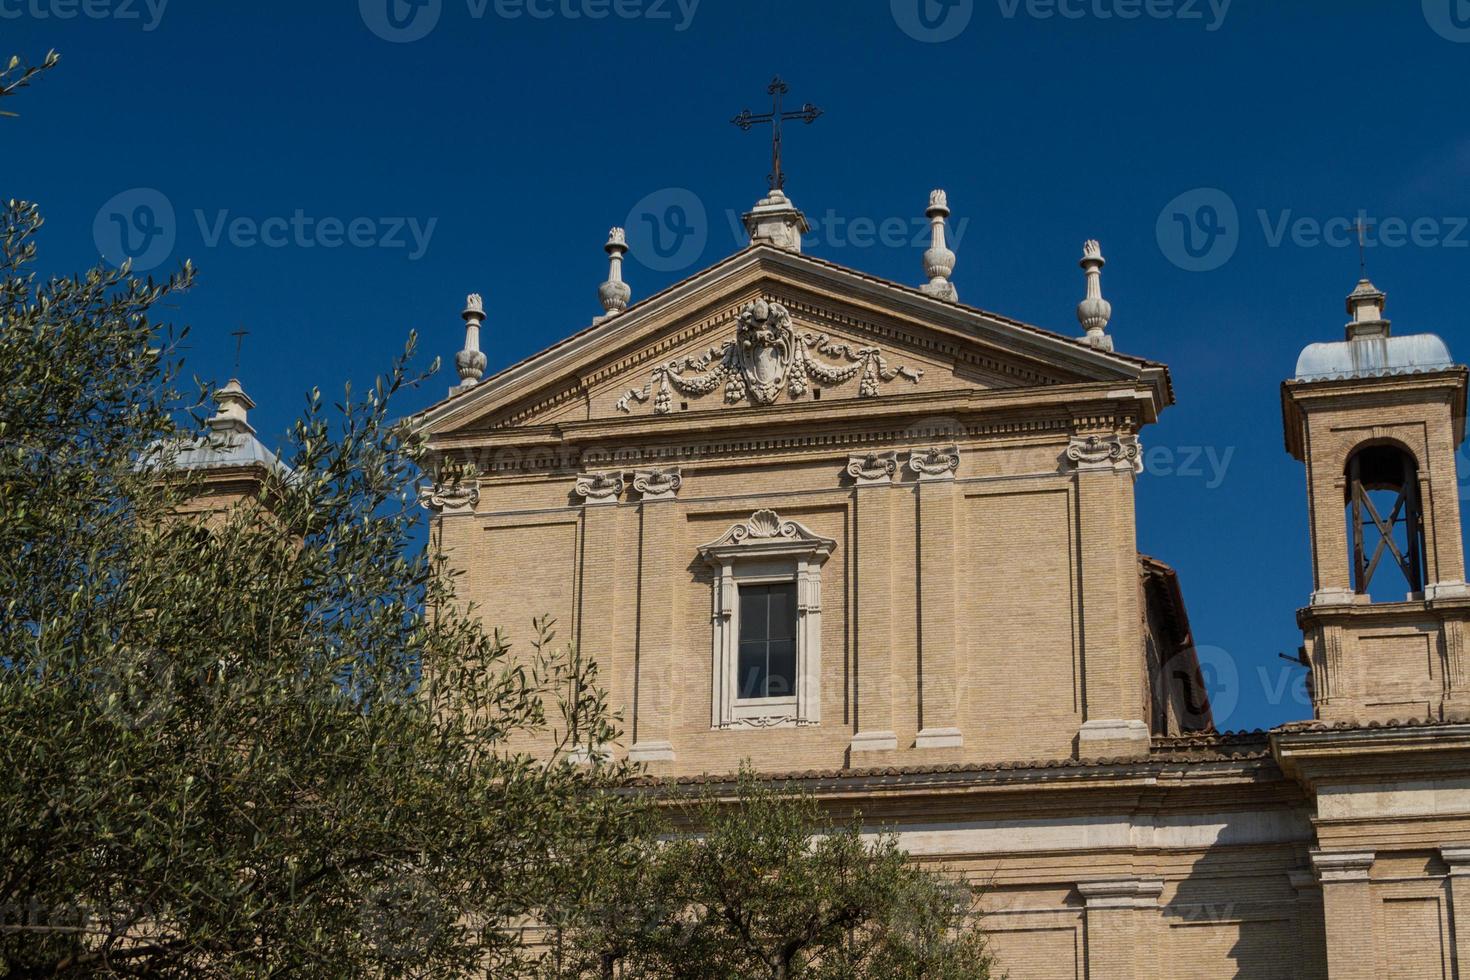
[0, 185, 638, 975]
[550, 771, 996, 980]
[0, 56, 996, 979]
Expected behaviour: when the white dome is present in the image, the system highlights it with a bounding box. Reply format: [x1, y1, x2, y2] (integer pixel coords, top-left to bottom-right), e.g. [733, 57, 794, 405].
[1295, 332, 1455, 382]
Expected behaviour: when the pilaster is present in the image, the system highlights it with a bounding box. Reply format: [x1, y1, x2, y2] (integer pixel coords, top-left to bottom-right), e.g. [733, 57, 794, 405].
[1441, 846, 1470, 979]
[1079, 877, 1162, 980]
[631, 493, 679, 764]
[850, 453, 898, 754]
[1312, 850, 1376, 980]
[576, 497, 626, 750]
[1068, 430, 1149, 758]
[1288, 869, 1328, 980]
[912, 448, 963, 749]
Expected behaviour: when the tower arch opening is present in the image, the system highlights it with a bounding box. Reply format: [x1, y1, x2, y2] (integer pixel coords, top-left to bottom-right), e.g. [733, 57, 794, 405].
[1344, 441, 1426, 600]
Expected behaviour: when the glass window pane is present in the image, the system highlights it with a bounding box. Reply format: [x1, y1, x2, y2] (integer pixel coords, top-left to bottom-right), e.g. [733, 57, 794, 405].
[737, 641, 767, 699]
[768, 583, 797, 641]
[766, 639, 796, 698]
[740, 586, 769, 642]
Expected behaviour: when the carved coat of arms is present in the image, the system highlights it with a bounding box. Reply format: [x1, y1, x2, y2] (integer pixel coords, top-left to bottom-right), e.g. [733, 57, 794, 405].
[616, 300, 922, 414]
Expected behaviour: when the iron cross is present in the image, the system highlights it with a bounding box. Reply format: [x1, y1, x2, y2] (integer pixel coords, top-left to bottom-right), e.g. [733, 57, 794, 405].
[230, 328, 249, 374]
[1353, 218, 1374, 277]
[731, 77, 822, 192]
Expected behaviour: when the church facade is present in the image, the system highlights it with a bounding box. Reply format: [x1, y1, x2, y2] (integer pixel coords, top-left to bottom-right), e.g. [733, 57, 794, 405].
[409, 186, 1470, 979]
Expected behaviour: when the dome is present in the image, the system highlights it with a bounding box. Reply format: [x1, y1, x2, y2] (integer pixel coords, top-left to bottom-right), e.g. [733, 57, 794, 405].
[1294, 332, 1455, 382]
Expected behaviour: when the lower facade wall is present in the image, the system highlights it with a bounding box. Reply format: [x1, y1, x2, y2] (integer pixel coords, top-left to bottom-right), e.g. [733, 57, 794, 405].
[916, 849, 1321, 980]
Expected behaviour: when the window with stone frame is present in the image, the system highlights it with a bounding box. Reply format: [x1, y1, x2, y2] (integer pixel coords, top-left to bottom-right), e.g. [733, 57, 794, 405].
[737, 581, 799, 701]
[697, 510, 834, 730]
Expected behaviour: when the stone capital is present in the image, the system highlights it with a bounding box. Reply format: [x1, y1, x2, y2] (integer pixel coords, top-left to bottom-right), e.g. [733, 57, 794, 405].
[1441, 845, 1470, 874]
[1065, 432, 1141, 475]
[421, 476, 480, 516]
[632, 467, 682, 501]
[1311, 850, 1375, 883]
[1077, 878, 1164, 909]
[574, 470, 624, 505]
[907, 446, 960, 481]
[847, 451, 899, 487]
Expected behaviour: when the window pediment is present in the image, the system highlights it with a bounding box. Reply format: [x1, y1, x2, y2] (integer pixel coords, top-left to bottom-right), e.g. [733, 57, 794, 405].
[697, 509, 836, 566]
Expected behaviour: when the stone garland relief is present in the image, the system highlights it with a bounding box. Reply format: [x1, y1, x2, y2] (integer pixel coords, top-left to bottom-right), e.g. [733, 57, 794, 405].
[616, 299, 923, 415]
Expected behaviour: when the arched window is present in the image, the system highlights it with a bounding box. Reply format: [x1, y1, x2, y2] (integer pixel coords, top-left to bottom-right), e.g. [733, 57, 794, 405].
[1345, 443, 1426, 599]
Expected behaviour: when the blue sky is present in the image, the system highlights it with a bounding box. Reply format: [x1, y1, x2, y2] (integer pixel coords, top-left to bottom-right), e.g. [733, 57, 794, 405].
[6, 0, 1469, 731]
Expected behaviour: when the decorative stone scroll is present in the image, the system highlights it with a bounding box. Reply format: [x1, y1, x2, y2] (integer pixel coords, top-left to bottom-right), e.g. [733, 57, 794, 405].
[1065, 433, 1142, 474]
[632, 467, 682, 501]
[615, 299, 922, 415]
[907, 446, 960, 480]
[847, 451, 899, 486]
[573, 470, 624, 504]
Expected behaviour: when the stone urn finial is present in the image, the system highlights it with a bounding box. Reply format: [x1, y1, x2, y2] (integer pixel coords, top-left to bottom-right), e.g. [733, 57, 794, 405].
[453, 292, 488, 393]
[1077, 241, 1113, 351]
[920, 189, 958, 302]
[597, 227, 632, 322]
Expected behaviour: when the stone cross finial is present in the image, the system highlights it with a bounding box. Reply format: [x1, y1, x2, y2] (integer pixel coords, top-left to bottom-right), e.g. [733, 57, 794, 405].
[1077, 240, 1114, 351]
[920, 190, 958, 302]
[453, 293, 488, 394]
[597, 227, 631, 322]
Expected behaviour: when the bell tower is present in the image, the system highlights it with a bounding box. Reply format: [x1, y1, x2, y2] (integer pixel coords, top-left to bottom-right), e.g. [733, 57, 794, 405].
[1283, 278, 1470, 723]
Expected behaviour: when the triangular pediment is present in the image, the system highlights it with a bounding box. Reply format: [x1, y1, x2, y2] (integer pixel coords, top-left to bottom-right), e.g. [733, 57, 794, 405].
[415, 246, 1171, 440]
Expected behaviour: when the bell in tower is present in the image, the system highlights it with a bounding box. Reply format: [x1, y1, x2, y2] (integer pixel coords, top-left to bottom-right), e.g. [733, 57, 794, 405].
[1283, 278, 1469, 723]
